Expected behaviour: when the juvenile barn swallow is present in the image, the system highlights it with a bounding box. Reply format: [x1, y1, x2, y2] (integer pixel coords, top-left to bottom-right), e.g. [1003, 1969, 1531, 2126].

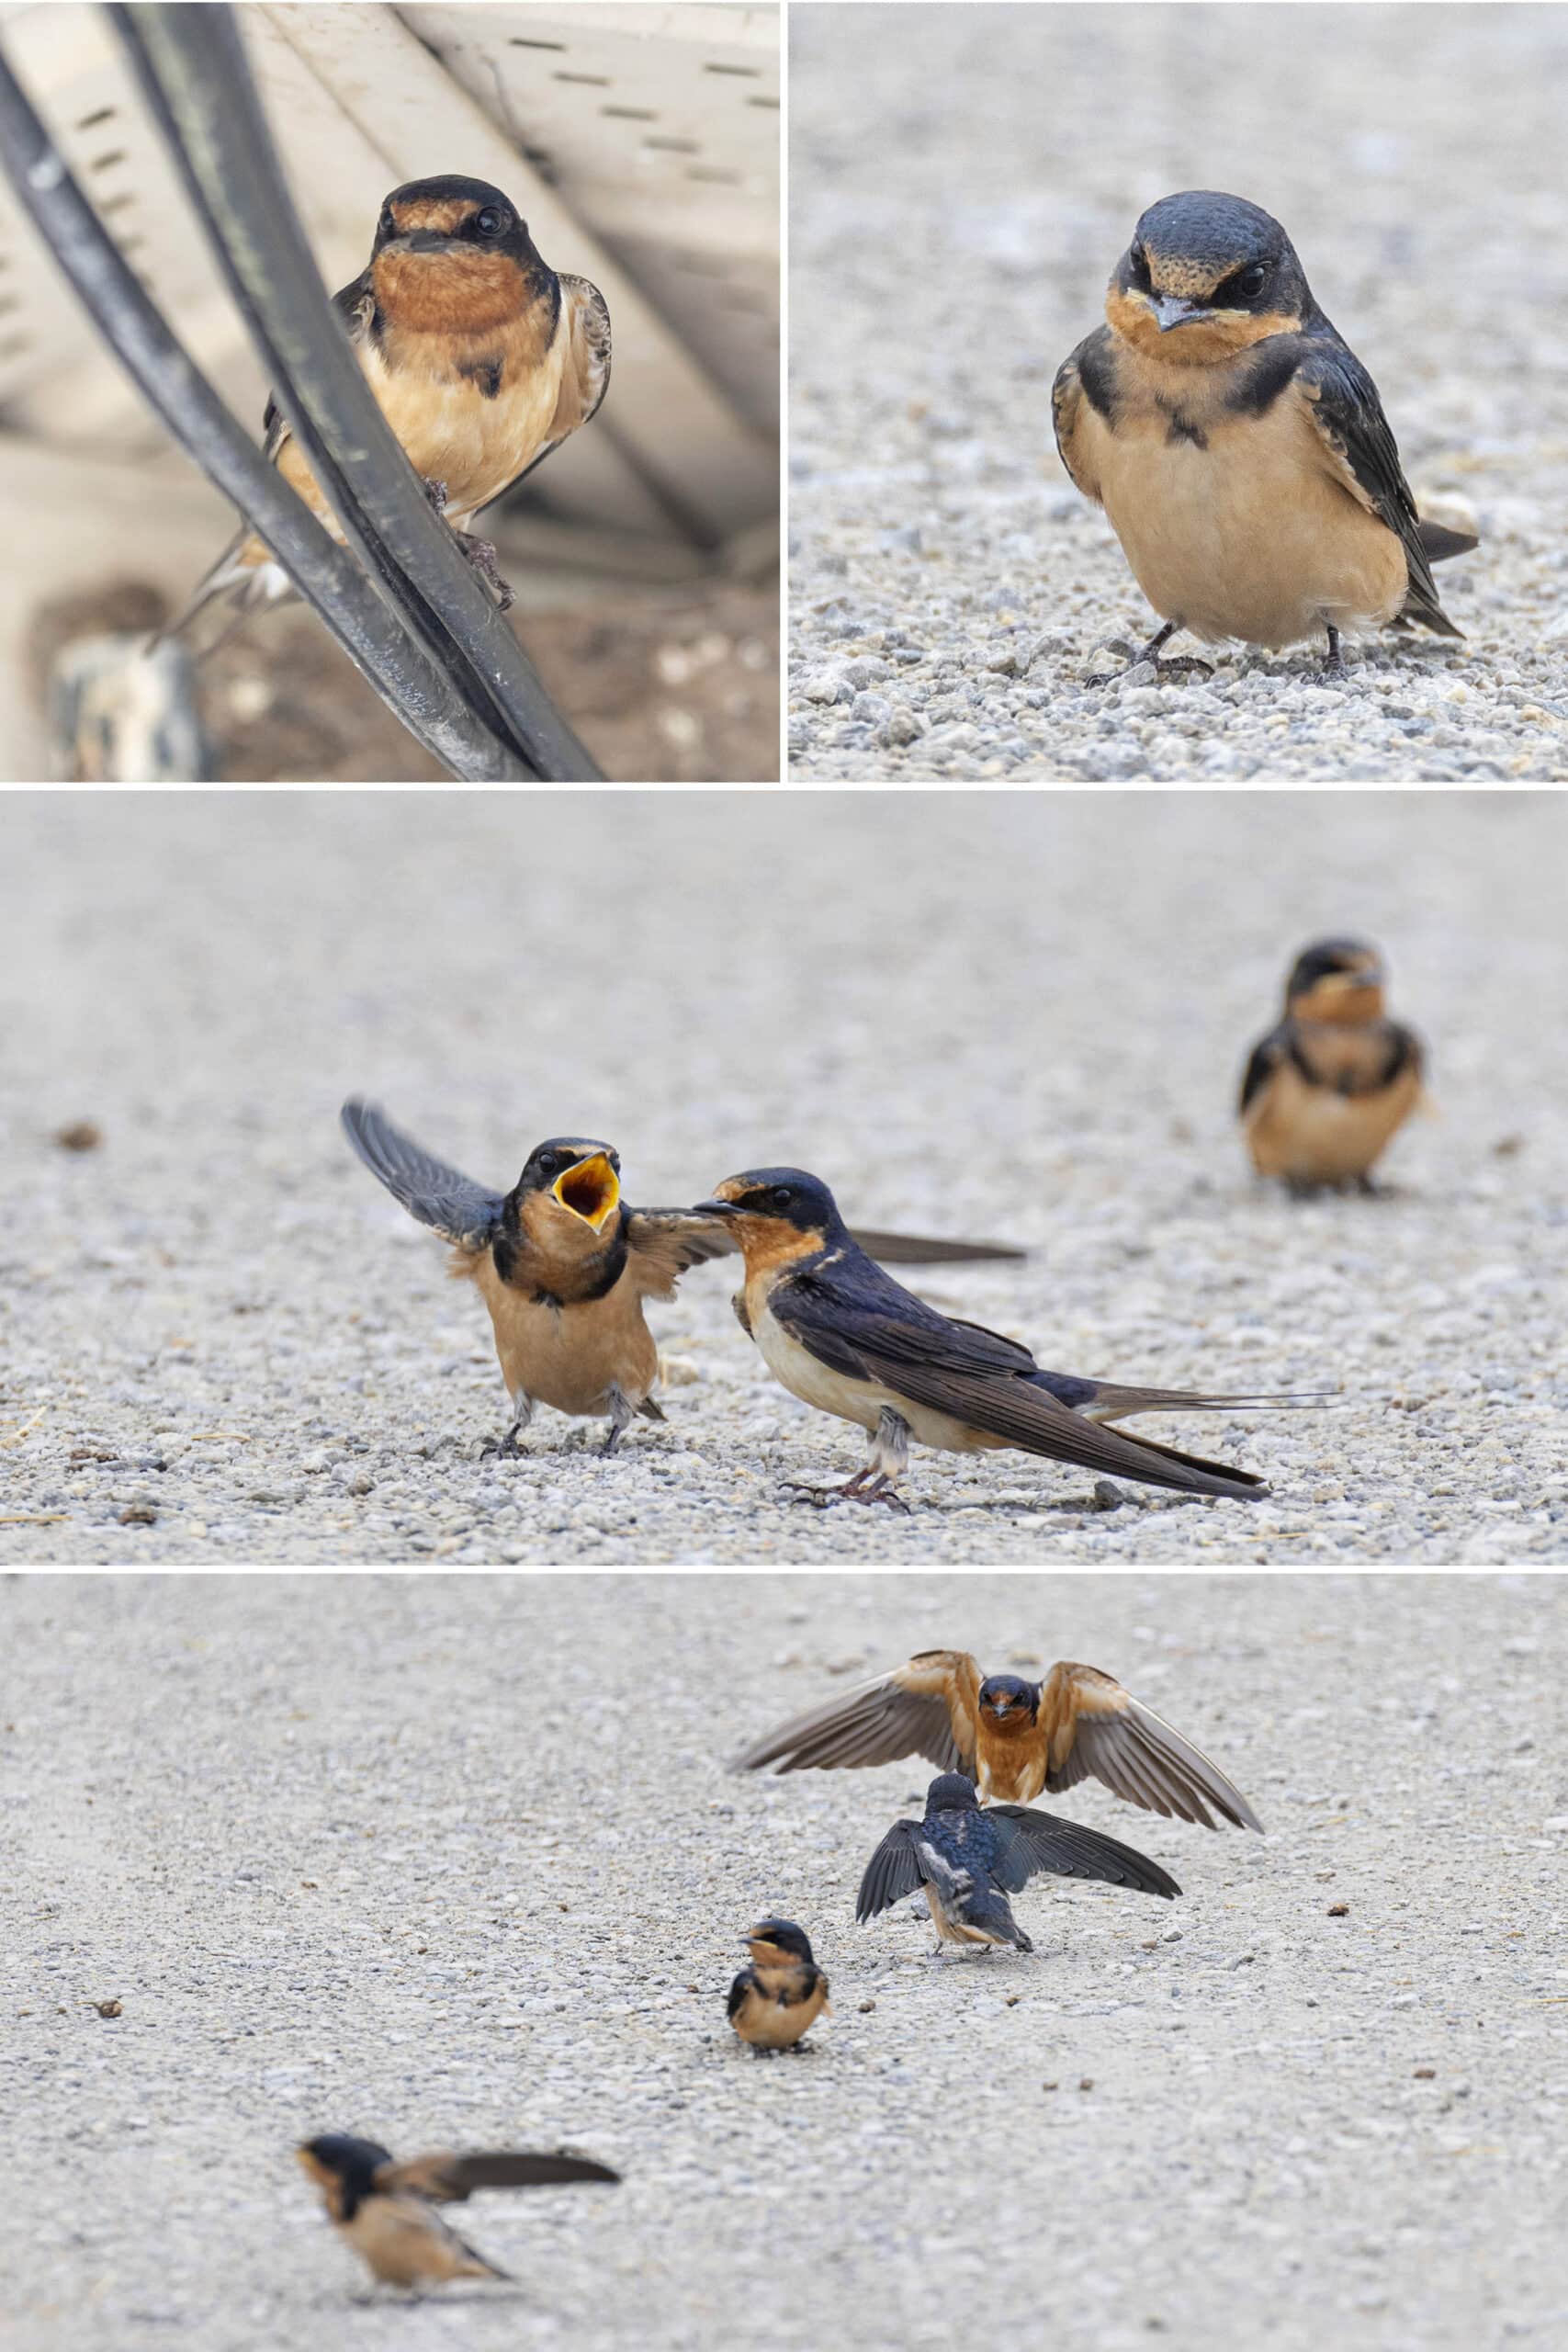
[731, 1649, 1262, 1829]
[727, 1918, 830, 2052]
[343, 1102, 1021, 1457]
[1240, 937, 1427, 1191]
[1053, 190, 1478, 675]
[694, 1168, 1304, 1509]
[164, 175, 610, 640]
[856, 1773, 1179, 1954]
[296, 2132, 618, 2291]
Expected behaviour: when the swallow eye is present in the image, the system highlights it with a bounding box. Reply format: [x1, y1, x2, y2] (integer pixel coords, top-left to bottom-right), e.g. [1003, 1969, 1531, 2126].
[1224, 262, 1269, 304]
[378, 206, 394, 237]
[1128, 243, 1151, 288]
[474, 206, 507, 238]
[768, 1185, 795, 1213]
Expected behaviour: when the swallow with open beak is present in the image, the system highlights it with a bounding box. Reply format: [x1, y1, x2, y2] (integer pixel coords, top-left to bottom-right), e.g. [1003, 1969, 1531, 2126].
[856, 1773, 1179, 1954]
[730, 1649, 1261, 1829]
[1053, 190, 1477, 676]
[727, 1918, 830, 2052]
[163, 174, 610, 642]
[1241, 936, 1427, 1191]
[694, 1168, 1306, 1509]
[343, 1103, 1022, 1458]
[296, 2132, 619, 2292]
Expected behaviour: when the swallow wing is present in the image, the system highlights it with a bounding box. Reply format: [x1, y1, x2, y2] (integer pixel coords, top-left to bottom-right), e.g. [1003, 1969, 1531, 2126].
[379, 2149, 621, 2202]
[985, 1805, 1180, 1898]
[1052, 327, 1113, 501]
[498, 273, 612, 499]
[341, 1099, 504, 1250]
[842, 1229, 1026, 1265]
[855, 1820, 927, 1922]
[1239, 1020, 1290, 1118]
[1295, 338, 1459, 637]
[624, 1208, 739, 1299]
[1036, 1662, 1262, 1831]
[728, 1648, 981, 1778]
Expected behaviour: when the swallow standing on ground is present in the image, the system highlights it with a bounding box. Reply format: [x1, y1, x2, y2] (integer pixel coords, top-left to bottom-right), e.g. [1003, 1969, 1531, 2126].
[731, 1649, 1262, 1829]
[694, 1168, 1304, 1509]
[343, 1103, 1021, 1458]
[1240, 937, 1427, 1191]
[296, 2133, 618, 2291]
[856, 1773, 1179, 1954]
[727, 1918, 830, 2052]
[1053, 190, 1477, 676]
[164, 175, 610, 641]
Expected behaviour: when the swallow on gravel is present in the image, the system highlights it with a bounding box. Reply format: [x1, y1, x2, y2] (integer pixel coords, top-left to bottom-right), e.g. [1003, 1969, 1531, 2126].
[1053, 190, 1477, 676]
[162, 175, 610, 642]
[856, 1773, 1179, 1954]
[342, 1102, 1021, 1459]
[1240, 936, 1427, 1191]
[731, 1649, 1262, 1829]
[694, 1167, 1303, 1510]
[296, 2132, 618, 2292]
[727, 1918, 830, 2052]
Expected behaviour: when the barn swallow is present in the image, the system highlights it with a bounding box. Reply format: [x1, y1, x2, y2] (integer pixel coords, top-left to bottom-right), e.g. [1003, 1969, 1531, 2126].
[342, 1102, 1021, 1457]
[296, 2132, 618, 2292]
[727, 1918, 830, 2052]
[162, 175, 610, 642]
[1053, 190, 1478, 675]
[730, 1649, 1262, 1829]
[694, 1168, 1307, 1509]
[856, 1773, 1179, 1954]
[1240, 937, 1427, 1191]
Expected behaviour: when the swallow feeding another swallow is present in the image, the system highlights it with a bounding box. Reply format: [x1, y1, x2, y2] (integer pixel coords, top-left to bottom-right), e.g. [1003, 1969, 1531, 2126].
[342, 1103, 1020, 1458]
[731, 1648, 1261, 1829]
[164, 175, 610, 640]
[1053, 191, 1477, 675]
[1241, 937, 1427, 1191]
[296, 2133, 619, 2292]
[857, 1773, 1179, 1954]
[728, 1918, 830, 2052]
[694, 1168, 1303, 1510]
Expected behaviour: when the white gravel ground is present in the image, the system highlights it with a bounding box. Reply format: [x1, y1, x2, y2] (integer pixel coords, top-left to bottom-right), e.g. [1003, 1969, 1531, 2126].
[1, 788, 1566, 1567]
[788, 3, 1568, 781]
[4, 1571, 1565, 2352]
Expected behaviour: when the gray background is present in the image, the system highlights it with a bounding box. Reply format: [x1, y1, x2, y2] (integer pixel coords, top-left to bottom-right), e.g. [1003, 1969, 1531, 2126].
[789, 2, 1568, 780]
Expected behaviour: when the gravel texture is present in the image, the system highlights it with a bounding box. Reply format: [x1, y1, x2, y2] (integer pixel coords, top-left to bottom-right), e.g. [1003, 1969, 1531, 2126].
[2, 787, 1566, 1567]
[5, 1570, 1566, 2352]
[788, 2, 1568, 782]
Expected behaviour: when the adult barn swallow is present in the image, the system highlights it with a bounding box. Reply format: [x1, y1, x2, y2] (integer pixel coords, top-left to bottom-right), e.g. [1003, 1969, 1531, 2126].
[1240, 936, 1427, 1190]
[731, 1649, 1262, 1830]
[296, 2132, 618, 2290]
[727, 1918, 830, 2052]
[856, 1773, 1179, 1953]
[1053, 191, 1477, 675]
[342, 1102, 1021, 1457]
[164, 175, 609, 639]
[694, 1168, 1299, 1509]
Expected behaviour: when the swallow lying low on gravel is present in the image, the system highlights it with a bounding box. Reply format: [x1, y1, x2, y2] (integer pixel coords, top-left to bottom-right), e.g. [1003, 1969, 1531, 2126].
[1240, 937, 1427, 1191]
[731, 1648, 1262, 1828]
[1053, 190, 1477, 676]
[856, 1773, 1179, 1953]
[343, 1103, 1021, 1458]
[728, 1918, 830, 2052]
[694, 1167, 1307, 1509]
[296, 2132, 618, 2291]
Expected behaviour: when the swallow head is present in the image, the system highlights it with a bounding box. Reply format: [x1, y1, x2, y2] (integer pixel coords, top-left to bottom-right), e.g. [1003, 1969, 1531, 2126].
[370, 175, 546, 330]
[1283, 936, 1389, 1023]
[692, 1169, 844, 1263]
[1106, 190, 1310, 365]
[744, 1917, 816, 1966]
[519, 1138, 623, 1232]
[977, 1673, 1038, 1727]
[926, 1771, 980, 1815]
[297, 2132, 392, 2200]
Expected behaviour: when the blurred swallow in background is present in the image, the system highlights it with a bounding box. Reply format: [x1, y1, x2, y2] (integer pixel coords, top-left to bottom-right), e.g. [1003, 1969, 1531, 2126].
[730, 1649, 1262, 1829]
[1053, 190, 1477, 675]
[694, 1168, 1305, 1509]
[1240, 937, 1427, 1191]
[163, 175, 611, 644]
[343, 1103, 1021, 1458]
[727, 1918, 830, 2052]
[856, 1773, 1179, 1954]
[296, 2132, 618, 2291]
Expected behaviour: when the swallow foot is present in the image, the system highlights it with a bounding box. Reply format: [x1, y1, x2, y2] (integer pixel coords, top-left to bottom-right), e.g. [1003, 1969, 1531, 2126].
[479, 1429, 525, 1460]
[422, 476, 451, 515]
[457, 532, 515, 613]
[784, 1472, 911, 1513]
[1314, 622, 1349, 683]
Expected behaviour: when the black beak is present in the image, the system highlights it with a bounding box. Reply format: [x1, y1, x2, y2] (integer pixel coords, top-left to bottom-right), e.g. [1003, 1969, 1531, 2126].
[394, 228, 456, 254]
[1150, 292, 1205, 334]
[693, 1197, 739, 1218]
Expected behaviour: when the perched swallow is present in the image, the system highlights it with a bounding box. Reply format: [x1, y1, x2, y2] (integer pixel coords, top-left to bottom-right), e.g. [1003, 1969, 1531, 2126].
[1053, 190, 1477, 675]
[342, 1102, 1021, 1457]
[164, 175, 610, 641]
[727, 1917, 830, 2052]
[730, 1649, 1262, 1830]
[296, 2132, 618, 2291]
[694, 1167, 1302, 1509]
[856, 1773, 1179, 1953]
[1241, 937, 1427, 1191]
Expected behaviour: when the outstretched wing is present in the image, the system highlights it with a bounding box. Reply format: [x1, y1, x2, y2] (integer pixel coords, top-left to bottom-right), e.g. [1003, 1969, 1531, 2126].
[341, 1099, 504, 1250]
[1296, 336, 1459, 637]
[855, 1820, 927, 1922]
[380, 2148, 621, 2202]
[728, 1648, 980, 1778]
[1037, 1662, 1262, 1831]
[625, 1214, 1024, 1304]
[985, 1805, 1180, 1898]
